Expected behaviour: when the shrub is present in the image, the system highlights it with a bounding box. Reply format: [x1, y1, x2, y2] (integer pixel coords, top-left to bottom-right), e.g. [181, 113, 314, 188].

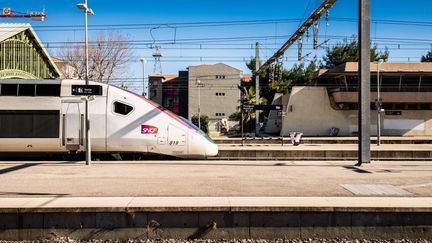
[191, 114, 209, 134]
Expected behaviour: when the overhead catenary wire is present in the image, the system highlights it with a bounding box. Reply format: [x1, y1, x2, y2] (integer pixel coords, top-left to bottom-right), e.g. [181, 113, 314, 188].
[5, 17, 432, 32]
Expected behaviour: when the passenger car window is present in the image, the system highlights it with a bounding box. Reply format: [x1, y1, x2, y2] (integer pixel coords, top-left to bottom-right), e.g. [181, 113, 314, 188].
[113, 101, 133, 115]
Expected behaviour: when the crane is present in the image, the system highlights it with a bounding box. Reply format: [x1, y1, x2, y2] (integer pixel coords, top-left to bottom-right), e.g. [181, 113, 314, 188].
[1, 7, 46, 21]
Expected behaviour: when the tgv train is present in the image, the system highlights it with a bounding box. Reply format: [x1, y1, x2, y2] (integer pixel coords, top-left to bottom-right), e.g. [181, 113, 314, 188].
[0, 79, 218, 159]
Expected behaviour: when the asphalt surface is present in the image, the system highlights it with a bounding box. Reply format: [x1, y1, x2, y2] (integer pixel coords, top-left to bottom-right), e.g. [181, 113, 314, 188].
[0, 160, 431, 198]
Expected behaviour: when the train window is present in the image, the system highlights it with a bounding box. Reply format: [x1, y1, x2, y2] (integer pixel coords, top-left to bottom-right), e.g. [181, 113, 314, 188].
[36, 84, 61, 96]
[1, 84, 18, 96]
[18, 84, 36, 96]
[114, 101, 133, 115]
[0, 110, 59, 138]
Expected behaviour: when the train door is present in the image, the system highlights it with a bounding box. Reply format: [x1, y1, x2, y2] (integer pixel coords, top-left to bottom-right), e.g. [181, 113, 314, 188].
[61, 101, 83, 152]
[168, 123, 187, 156]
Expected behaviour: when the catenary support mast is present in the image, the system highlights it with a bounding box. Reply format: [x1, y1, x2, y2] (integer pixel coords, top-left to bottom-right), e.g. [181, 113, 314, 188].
[255, 0, 336, 75]
[255, 42, 260, 136]
[356, 0, 371, 166]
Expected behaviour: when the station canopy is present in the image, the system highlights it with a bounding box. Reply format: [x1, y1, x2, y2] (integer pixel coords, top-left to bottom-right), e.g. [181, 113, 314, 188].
[0, 23, 60, 79]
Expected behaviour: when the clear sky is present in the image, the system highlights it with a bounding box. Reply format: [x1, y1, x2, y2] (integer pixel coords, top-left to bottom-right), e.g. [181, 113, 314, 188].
[2, 0, 432, 92]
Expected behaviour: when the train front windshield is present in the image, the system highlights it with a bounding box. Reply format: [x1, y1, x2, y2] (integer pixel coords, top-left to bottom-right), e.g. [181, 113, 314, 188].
[179, 117, 215, 144]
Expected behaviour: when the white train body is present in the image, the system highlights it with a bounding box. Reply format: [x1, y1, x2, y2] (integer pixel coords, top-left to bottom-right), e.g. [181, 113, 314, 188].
[0, 79, 218, 158]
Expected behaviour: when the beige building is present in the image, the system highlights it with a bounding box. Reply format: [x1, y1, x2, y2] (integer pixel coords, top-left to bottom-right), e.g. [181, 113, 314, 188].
[266, 62, 432, 136]
[188, 63, 241, 132]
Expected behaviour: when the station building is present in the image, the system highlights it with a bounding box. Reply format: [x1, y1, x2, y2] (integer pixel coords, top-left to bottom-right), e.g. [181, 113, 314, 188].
[0, 23, 60, 79]
[266, 62, 432, 136]
[149, 63, 244, 133]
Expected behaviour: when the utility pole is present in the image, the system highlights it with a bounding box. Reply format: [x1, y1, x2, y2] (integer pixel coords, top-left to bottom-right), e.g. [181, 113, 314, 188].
[255, 42, 260, 136]
[356, 0, 371, 166]
[376, 59, 383, 146]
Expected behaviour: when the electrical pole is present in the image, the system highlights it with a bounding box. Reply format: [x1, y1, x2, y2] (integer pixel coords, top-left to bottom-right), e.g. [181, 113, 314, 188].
[255, 42, 260, 136]
[356, 0, 371, 166]
[84, 0, 91, 166]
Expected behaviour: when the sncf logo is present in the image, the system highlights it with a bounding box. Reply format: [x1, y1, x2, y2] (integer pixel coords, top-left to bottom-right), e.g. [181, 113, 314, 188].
[141, 125, 158, 134]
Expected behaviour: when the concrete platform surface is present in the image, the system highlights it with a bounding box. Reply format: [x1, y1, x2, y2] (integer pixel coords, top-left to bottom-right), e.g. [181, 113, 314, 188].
[0, 160, 431, 197]
[0, 196, 431, 213]
[218, 143, 432, 151]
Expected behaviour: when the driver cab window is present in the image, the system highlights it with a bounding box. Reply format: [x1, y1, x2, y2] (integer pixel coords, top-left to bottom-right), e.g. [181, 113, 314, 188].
[114, 101, 133, 115]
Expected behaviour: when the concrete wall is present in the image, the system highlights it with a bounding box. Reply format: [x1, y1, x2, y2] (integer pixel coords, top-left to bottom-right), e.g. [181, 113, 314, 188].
[281, 87, 351, 136]
[1, 211, 431, 240]
[281, 86, 432, 136]
[265, 93, 289, 134]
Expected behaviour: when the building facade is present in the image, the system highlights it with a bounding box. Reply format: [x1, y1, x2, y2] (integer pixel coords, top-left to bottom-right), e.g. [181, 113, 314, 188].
[188, 63, 241, 132]
[266, 62, 432, 136]
[0, 23, 60, 79]
[149, 63, 242, 133]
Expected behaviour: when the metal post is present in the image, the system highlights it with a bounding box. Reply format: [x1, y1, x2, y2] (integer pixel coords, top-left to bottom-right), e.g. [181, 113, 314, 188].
[197, 79, 201, 129]
[84, 0, 91, 166]
[255, 42, 260, 137]
[140, 58, 147, 97]
[377, 59, 383, 146]
[241, 110, 244, 146]
[357, 0, 371, 166]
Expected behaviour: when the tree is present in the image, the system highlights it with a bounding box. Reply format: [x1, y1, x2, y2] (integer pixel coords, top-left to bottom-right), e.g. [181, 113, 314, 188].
[421, 50, 432, 62]
[191, 114, 209, 134]
[229, 86, 268, 132]
[57, 31, 133, 83]
[322, 38, 389, 68]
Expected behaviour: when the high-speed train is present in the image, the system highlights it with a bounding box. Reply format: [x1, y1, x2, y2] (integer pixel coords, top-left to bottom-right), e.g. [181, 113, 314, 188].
[0, 79, 218, 158]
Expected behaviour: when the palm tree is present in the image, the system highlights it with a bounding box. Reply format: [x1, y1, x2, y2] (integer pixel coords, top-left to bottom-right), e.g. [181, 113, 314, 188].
[236, 86, 267, 132]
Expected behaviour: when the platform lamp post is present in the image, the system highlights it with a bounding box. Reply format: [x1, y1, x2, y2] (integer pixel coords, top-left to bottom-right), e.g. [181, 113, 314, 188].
[140, 58, 147, 97]
[376, 59, 384, 146]
[197, 79, 202, 129]
[77, 1, 94, 166]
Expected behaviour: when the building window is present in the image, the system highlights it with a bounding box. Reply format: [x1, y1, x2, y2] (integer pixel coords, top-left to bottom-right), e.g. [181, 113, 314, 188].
[215, 92, 225, 96]
[113, 101, 134, 115]
[216, 75, 226, 79]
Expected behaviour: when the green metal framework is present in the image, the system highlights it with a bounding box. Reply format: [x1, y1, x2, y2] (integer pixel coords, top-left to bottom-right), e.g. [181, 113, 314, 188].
[0, 30, 59, 79]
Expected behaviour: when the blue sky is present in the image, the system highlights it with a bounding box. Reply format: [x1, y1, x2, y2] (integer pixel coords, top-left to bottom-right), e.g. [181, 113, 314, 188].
[2, 0, 432, 92]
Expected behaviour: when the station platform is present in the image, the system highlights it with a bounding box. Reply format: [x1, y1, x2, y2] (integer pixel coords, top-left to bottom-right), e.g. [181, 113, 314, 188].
[216, 143, 432, 160]
[214, 136, 432, 145]
[0, 160, 431, 240]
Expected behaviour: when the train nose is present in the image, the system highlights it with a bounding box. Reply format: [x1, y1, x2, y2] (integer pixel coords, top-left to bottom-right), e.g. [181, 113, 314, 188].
[206, 142, 219, 157]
